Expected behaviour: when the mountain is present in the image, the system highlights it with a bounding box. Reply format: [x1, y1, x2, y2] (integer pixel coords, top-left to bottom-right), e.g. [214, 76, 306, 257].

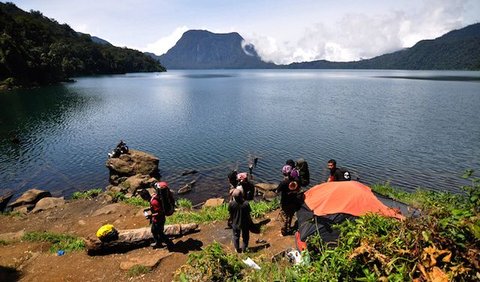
[287, 23, 480, 70]
[157, 30, 276, 69]
[0, 3, 165, 88]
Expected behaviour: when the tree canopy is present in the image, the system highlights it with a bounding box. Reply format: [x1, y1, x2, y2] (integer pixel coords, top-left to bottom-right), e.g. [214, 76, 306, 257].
[0, 2, 165, 88]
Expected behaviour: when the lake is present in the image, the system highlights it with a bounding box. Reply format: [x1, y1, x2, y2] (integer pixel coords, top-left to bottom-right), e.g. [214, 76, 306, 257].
[1, 69, 479, 203]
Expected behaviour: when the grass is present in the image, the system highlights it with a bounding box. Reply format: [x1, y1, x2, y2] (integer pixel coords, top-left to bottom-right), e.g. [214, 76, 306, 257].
[174, 170, 480, 281]
[0, 239, 9, 246]
[166, 198, 279, 225]
[22, 231, 85, 253]
[127, 265, 151, 277]
[71, 188, 102, 200]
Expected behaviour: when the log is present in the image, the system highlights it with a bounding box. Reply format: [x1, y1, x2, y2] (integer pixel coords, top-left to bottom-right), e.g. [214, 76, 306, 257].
[85, 223, 199, 255]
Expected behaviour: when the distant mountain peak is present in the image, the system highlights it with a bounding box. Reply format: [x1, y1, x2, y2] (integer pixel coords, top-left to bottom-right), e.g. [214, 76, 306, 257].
[158, 30, 275, 69]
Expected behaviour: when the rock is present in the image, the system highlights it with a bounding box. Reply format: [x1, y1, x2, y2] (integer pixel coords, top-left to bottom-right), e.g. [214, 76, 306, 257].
[121, 174, 153, 194]
[263, 191, 278, 201]
[106, 149, 160, 183]
[0, 191, 14, 212]
[203, 198, 224, 208]
[78, 220, 86, 226]
[92, 203, 124, 216]
[255, 183, 278, 194]
[31, 197, 65, 213]
[106, 186, 125, 194]
[119, 251, 172, 270]
[96, 193, 113, 204]
[7, 189, 52, 210]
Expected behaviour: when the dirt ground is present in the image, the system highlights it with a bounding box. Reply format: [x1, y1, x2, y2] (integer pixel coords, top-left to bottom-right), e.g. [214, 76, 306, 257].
[0, 199, 296, 281]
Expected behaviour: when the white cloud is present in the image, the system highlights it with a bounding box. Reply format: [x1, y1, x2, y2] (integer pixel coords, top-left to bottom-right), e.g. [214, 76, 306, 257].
[245, 0, 470, 64]
[143, 26, 189, 56]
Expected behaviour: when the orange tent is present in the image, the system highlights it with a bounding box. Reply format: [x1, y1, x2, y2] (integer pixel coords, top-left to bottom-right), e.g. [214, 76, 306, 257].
[295, 181, 405, 251]
[304, 181, 404, 220]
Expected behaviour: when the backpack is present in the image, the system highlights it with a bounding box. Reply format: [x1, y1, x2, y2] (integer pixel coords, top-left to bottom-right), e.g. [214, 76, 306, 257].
[296, 159, 310, 187]
[159, 187, 175, 216]
[96, 224, 119, 242]
[228, 170, 238, 187]
[337, 167, 351, 181]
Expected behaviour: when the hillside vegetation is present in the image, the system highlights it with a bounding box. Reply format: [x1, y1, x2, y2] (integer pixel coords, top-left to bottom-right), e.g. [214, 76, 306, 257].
[0, 2, 165, 89]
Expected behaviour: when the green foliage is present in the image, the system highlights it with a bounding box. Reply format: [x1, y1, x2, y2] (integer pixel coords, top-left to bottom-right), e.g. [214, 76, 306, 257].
[71, 188, 102, 200]
[167, 204, 229, 225]
[22, 231, 85, 253]
[122, 196, 149, 207]
[176, 198, 193, 210]
[462, 169, 480, 212]
[0, 239, 9, 246]
[166, 199, 278, 225]
[250, 198, 279, 218]
[127, 265, 151, 277]
[0, 3, 165, 88]
[174, 241, 244, 281]
[176, 178, 480, 281]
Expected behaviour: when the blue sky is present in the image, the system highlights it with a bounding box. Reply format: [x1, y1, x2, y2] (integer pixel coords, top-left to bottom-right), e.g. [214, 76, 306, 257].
[9, 0, 480, 64]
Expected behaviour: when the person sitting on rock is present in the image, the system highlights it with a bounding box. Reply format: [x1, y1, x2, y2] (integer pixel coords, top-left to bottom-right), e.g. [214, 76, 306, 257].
[108, 140, 129, 158]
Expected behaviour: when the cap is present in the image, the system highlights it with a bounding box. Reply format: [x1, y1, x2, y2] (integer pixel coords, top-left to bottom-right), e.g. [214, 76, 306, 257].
[282, 165, 292, 176]
[237, 172, 248, 181]
[290, 168, 299, 179]
[154, 181, 169, 189]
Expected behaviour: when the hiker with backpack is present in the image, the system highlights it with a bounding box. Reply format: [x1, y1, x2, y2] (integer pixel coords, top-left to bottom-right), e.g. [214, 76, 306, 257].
[236, 172, 255, 201]
[149, 181, 175, 250]
[327, 159, 351, 182]
[276, 165, 301, 236]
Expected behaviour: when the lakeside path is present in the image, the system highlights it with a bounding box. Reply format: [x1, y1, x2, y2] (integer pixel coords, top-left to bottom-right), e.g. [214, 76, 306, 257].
[0, 198, 292, 281]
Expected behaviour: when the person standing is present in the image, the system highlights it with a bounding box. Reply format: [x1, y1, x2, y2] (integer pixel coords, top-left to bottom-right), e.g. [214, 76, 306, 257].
[276, 165, 300, 236]
[149, 182, 175, 250]
[228, 189, 252, 253]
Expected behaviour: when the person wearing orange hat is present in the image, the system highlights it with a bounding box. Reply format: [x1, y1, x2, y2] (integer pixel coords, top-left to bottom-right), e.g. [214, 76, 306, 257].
[149, 181, 174, 250]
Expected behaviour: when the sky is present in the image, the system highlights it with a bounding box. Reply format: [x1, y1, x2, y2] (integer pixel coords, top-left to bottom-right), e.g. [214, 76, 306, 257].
[9, 0, 480, 64]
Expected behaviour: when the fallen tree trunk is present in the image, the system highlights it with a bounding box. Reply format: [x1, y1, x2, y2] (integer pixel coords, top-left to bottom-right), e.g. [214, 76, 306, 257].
[85, 223, 199, 255]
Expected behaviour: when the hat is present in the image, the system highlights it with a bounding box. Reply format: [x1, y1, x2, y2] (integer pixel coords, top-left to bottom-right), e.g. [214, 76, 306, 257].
[154, 181, 169, 189]
[282, 165, 292, 176]
[288, 181, 298, 191]
[290, 168, 299, 179]
[237, 172, 248, 181]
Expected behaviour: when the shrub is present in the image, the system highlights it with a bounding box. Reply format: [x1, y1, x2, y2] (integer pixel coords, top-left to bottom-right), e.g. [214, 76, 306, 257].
[174, 242, 244, 281]
[71, 188, 102, 199]
[22, 231, 85, 253]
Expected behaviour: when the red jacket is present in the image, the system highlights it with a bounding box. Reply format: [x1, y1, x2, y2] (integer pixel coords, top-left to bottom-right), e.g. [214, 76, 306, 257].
[150, 194, 165, 223]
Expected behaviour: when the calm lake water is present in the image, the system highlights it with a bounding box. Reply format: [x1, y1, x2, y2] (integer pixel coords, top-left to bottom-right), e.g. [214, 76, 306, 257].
[1, 69, 479, 203]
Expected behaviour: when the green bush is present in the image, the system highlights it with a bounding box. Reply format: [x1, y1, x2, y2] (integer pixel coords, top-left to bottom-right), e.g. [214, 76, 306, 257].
[174, 242, 244, 281]
[127, 265, 150, 277]
[71, 188, 102, 200]
[22, 231, 85, 253]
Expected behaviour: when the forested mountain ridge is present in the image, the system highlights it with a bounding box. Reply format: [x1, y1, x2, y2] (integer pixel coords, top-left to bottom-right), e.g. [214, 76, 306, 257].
[0, 2, 165, 89]
[287, 23, 480, 70]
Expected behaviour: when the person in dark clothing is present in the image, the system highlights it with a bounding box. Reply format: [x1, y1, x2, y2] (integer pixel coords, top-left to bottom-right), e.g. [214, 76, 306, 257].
[277, 165, 300, 236]
[228, 189, 252, 253]
[228, 169, 238, 189]
[327, 159, 351, 182]
[149, 182, 174, 250]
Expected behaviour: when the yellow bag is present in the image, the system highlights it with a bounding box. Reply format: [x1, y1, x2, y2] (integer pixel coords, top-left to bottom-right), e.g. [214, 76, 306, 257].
[96, 224, 117, 240]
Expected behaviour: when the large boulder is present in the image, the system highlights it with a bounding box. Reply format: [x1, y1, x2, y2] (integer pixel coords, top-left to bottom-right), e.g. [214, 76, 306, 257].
[120, 174, 157, 194]
[31, 197, 65, 213]
[7, 189, 52, 212]
[106, 149, 160, 185]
